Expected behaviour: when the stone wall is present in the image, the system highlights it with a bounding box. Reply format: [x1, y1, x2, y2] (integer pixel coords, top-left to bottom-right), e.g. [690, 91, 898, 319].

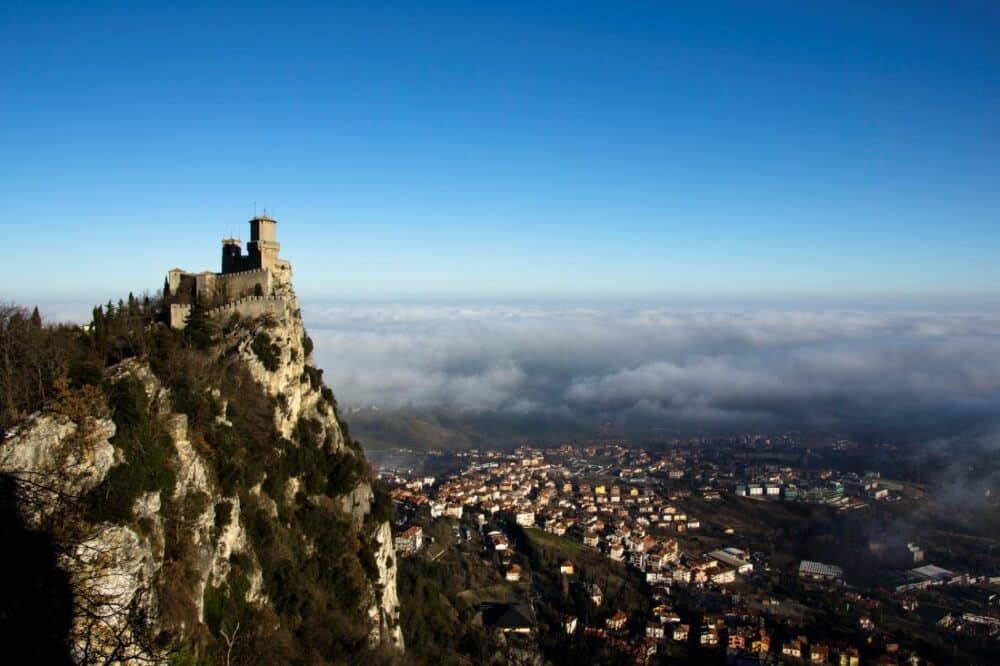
[169, 303, 192, 329]
[216, 268, 273, 301]
[208, 295, 287, 323]
[169, 295, 288, 330]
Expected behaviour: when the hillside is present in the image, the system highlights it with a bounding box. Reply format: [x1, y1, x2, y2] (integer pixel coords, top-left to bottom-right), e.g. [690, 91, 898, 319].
[350, 408, 593, 453]
[0, 287, 403, 663]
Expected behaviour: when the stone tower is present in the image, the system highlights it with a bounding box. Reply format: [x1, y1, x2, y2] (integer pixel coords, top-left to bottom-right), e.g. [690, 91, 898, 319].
[169, 213, 293, 328]
[248, 214, 280, 273]
[221, 237, 246, 273]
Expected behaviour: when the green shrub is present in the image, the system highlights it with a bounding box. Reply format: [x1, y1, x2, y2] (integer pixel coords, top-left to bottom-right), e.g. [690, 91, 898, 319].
[106, 374, 149, 431]
[370, 482, 394, 524]
[203, 570, 250, 636]
[183, 491, 210, 523]
[293, 416, 323, 448]
[214, 501, 232, 531]
[85, 373, 177, 522]
[69, 358, 104, 388]
[166, 647, 199, 666]
[87, 432, 175, 523]
[251, 332, 281, 371]
[302, 365, 323, 389]
[183, 301, 216, 349]
[325, 451, 367, 496]
[358, 536, 379, 581]
[167, 365, 220, 430]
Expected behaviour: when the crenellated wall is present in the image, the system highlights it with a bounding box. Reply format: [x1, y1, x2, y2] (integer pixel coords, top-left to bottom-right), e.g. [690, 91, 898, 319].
[215, 268, 273, 301]
[169, 303, 192, 329]
[169, 295, 289, 330]
[166, 215, 291, 328]
[209, 295, 288, 322]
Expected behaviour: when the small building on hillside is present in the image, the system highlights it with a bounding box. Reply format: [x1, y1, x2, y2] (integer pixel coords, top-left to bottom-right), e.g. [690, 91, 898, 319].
[799, 560, 844, 583]
[646, 621, 665, 639]
[515, 511, 535, 527]
[480, 603, 535, 634]
[782, 636, 807, 659]
[394, 525, 424, 555]
[810, 643, 830, 663]
[606, 610, 628, 632]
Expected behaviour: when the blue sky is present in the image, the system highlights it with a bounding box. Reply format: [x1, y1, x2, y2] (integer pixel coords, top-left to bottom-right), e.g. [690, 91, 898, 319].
[2, 1, 998, 305]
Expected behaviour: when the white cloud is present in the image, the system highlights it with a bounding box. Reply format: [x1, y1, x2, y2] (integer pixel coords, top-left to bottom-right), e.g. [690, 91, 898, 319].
[302, 302, 1000, 437]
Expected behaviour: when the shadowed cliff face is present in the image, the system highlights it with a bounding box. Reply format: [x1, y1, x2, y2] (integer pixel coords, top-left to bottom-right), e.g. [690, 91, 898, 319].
[0, 476, 73, 664]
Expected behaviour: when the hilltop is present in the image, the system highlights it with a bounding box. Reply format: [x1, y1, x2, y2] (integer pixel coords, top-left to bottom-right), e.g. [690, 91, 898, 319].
[0, 217, 403, 664]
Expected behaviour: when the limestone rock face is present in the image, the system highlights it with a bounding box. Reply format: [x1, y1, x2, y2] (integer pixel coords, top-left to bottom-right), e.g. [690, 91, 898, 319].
[340, 479, 375, 527]
[1, 283, 403, 660]
[225, 289, 401, 649]
[66, 524, 158, 665]
[368, 520, 404, 648]
[0, 411, 116, 525]
[231, 293, 344, 449]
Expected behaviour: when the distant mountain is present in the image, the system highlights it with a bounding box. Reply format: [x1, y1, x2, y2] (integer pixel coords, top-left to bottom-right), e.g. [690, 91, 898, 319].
[350, 407, 597, 452]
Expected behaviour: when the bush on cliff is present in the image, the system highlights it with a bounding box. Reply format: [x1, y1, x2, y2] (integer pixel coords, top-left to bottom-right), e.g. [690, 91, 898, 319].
[251, 331, 281, 371]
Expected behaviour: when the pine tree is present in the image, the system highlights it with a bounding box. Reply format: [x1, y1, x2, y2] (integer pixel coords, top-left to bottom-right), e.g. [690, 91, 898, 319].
[183, 300, 215, 349]
[30, 306, 42, 328]
[91, 306, 106, 349]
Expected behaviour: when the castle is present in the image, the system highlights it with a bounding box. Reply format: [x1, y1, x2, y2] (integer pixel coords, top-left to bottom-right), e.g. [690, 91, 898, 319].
[167, 215, 294, 329]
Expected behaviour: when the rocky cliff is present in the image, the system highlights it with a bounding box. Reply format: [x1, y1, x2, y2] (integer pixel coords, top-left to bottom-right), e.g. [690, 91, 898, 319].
[0, 287, 402, 663]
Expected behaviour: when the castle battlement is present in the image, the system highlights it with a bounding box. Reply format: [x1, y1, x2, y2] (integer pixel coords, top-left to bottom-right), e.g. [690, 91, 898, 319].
[169, 293, 290, 331]
[216, 267, 271, 279]
[211, 294, 284, 307]
[208, 294, 287, 315]
[167, 215, 293, 329]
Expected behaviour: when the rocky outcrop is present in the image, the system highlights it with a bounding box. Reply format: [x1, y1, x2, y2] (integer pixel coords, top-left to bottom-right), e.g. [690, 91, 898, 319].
[368, 520, 404, 648]
[66, 523, 159, 664]
[0, 412, 116, 525]
[0, 397, 163, 663]
[225, 290, 401, 648]
[0, 284, 403, 660]
[231, 292, 344, 449]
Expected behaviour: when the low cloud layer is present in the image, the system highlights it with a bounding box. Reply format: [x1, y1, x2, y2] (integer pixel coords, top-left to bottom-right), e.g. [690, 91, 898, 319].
[302, 303, 1000, 441]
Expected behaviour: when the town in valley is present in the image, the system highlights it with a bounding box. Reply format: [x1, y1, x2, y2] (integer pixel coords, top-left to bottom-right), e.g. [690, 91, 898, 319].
[374, 436, 1000, 664]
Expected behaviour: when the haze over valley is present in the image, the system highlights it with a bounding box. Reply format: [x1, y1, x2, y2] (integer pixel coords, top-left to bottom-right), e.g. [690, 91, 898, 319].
[303, 302, 1000, 448]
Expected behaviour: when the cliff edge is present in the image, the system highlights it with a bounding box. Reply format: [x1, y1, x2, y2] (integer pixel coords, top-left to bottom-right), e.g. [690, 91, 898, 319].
[0, 284, 403, 663]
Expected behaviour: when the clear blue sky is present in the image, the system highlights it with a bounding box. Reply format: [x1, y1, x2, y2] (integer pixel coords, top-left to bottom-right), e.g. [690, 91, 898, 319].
[2, 1, 998, 304]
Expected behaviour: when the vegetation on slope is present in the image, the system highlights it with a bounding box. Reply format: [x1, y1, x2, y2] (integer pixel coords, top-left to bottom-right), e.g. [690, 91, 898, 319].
[0, 298, 393, 665]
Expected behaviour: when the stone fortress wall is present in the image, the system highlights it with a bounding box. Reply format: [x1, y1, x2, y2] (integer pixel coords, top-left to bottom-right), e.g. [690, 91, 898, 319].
[169, 295, 288, 331]
[216, 268, 274, 301]
[168, 215, 293, 329]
